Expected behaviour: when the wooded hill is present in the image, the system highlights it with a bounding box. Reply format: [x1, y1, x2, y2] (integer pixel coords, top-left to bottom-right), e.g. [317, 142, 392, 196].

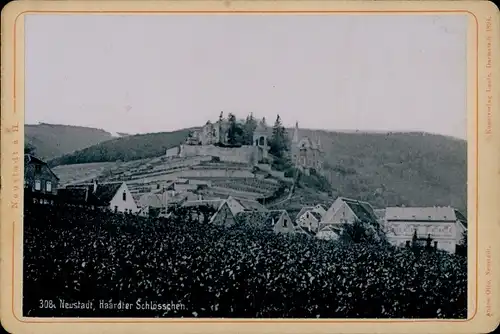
[42, 126, 466, 213]
[25, 123, 116, 160]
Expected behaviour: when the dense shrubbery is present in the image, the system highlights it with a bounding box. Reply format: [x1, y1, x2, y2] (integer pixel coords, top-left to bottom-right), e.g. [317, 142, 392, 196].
[24, 204, 467, 319]
[298, 169, 332, 193]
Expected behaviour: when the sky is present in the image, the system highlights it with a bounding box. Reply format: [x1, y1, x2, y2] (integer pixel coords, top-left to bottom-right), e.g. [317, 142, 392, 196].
[25, 14, 468, 139]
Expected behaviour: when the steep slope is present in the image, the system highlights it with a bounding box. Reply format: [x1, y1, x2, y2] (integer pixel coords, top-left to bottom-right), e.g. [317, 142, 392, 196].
[45, 129, 467, 212]
[25, 123, 115, 160]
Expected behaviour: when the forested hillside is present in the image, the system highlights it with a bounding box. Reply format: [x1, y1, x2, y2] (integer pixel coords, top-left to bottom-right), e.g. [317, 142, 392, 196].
[46, 128, 467, 212]
[48, 129, 192, 166]
[25, 123, 115, 159]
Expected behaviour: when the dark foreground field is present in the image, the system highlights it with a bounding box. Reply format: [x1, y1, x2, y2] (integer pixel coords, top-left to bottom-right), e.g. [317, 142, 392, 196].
[23, 204, 467, 318]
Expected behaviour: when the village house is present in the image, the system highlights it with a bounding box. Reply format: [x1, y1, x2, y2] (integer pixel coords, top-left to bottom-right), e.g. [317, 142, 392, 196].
[225, 196, 268, 215]
[137, 192, 166, 217]
[383, 206, 468, 253]
[316, 224, 342, 241]
[181, 199, 237, 227]
[64, 181, 138, 214]
[235, 210, 296, 234]
[290, 122, 324, 175]
[320, 197, 380, 233]
[24, 154, 60, 203]
[295, 204, 328, 232]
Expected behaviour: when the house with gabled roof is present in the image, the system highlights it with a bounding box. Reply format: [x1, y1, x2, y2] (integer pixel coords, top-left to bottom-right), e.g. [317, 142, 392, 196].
[65, 181, 138, 213]
[181, 199, 237, 227]
[295, 204, 328, 232]
[384, 206, 467, 253]
[24, 154, 60, 203]
[321, 197, 379, 228]
[316, 224, 341, 241]
[225, 196, 268, 215]
[137, 192, 167, 217]
[235, 210, 296, 234]
[296, 206, 314, 220]
[297, 210, 323, 233]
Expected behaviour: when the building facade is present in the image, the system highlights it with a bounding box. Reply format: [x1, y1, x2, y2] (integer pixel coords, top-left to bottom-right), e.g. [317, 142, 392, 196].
[290, 122, 324, 174]
[24, 154, 60, 200]
[383, 206, 468, 253]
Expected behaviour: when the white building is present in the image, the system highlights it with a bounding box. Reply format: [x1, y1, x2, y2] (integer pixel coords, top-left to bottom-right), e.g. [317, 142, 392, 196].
[296, 204, 327, 233]
[383, 206, 468, 253]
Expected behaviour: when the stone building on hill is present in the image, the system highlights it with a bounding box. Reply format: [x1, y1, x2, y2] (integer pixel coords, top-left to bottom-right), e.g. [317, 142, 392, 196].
[175, 114, 271, 164]
[253, 118, 270, 162]
[290, 122, 324, 175]
[195, 112, 231, 146]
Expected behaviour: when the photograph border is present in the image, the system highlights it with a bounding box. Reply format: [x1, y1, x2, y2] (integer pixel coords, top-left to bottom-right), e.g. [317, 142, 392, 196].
[1, 1, 499, 333]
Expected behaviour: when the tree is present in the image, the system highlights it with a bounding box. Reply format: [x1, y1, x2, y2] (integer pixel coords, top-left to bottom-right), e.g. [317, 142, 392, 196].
[456, 230, 467, 257]
[242, 113, 257, 145]
[227, 113, 243, 145]
[269, 115, 288, 158]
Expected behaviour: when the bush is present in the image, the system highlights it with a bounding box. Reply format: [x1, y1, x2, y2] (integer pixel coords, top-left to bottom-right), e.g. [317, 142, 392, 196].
[24, 204, 467, 319]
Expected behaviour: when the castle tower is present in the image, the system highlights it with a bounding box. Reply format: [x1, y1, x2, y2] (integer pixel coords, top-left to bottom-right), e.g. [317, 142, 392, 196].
[253, 118, 269, 161]
[292, 121, 300, 144]
[217, 111, 224, 144]
[291, 121, 300, 165]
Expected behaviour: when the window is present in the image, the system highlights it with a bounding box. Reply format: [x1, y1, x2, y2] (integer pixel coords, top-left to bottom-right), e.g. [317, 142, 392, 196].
[114, 206, 118, 213]
[35, 165, 42, 173]
[46, 181, 52, 193]
[259, 136, 265, 146]
[122, 191, 127, 201]
[283, 218, 288, 227]
[34, 180, 41, 191]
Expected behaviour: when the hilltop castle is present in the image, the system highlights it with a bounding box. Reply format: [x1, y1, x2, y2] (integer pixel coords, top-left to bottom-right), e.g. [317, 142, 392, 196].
[183, 114, 324, 174]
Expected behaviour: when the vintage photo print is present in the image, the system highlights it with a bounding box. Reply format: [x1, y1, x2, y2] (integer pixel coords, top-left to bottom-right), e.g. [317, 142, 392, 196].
[1, 0, 499, 333]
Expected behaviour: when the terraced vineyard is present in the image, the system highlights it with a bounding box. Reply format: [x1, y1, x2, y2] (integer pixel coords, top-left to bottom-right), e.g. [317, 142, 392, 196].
[52, 154, 302, 206]
[52, 162, 118, 185]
